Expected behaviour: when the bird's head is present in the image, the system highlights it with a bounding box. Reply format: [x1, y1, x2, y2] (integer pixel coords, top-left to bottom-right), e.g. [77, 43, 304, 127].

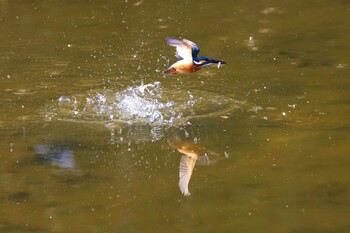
[193, 56, 226, 66]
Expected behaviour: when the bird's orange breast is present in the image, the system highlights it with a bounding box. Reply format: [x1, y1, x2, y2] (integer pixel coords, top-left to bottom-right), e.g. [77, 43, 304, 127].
[164, 63, 201, 75]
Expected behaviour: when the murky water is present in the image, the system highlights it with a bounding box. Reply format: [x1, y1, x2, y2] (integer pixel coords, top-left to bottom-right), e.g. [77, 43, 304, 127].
[1, 0, 350, 232]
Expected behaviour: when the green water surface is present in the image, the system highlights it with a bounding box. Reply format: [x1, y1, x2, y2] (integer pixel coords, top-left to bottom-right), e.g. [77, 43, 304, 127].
[1, 1, 350, 233]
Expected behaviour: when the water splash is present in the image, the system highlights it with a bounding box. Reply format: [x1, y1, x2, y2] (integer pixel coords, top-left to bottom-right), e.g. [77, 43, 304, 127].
[112, 82, 173, 124]
[49, 81, 241, 130]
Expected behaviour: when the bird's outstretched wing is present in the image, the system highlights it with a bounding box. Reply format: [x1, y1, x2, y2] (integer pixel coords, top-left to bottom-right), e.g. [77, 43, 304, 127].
[166, 38, 199, 61]
[183, 39, 200, 58]
[178, 152, 198, 196]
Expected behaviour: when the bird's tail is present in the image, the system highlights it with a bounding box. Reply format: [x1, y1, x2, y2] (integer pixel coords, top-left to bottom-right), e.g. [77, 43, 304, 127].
[163, 67, 177, 75]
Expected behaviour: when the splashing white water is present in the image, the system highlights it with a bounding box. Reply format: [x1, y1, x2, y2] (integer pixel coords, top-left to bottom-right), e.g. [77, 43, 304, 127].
[113, 82, 173, 124]
[55, 82, 188, 125]
[51, 81, 240, 128]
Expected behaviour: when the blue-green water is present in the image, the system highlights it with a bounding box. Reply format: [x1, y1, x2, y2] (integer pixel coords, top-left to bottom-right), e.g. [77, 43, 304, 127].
[1, 1, 350, 232]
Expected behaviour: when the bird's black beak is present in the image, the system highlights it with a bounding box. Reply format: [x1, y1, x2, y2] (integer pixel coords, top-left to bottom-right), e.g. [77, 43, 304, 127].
[209, 58, 226, 64]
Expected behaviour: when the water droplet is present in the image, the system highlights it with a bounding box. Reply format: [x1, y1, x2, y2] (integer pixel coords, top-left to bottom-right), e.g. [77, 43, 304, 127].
[59, 96, 70, 102]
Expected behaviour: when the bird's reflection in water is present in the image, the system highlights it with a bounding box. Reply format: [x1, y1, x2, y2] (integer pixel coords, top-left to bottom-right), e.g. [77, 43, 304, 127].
[33, 143, 76, 170]
[32, 126, 226, 196]
[167, 127, 224, 196]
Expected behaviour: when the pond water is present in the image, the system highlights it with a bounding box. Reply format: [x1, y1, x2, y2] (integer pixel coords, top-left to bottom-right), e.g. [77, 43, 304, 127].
[1, 0, 350, 232]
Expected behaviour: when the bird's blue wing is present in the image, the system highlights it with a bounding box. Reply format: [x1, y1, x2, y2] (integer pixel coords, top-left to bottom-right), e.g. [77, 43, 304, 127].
[166, 38, 199, 60]
[183, 39, 200, 58]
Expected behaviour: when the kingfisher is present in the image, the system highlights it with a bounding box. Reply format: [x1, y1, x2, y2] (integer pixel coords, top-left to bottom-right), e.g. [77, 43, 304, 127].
[163, 38, 226, 75]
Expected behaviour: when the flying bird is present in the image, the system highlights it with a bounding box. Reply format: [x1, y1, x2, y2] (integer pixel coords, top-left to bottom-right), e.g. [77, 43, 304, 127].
[164, 38, 226, 75]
